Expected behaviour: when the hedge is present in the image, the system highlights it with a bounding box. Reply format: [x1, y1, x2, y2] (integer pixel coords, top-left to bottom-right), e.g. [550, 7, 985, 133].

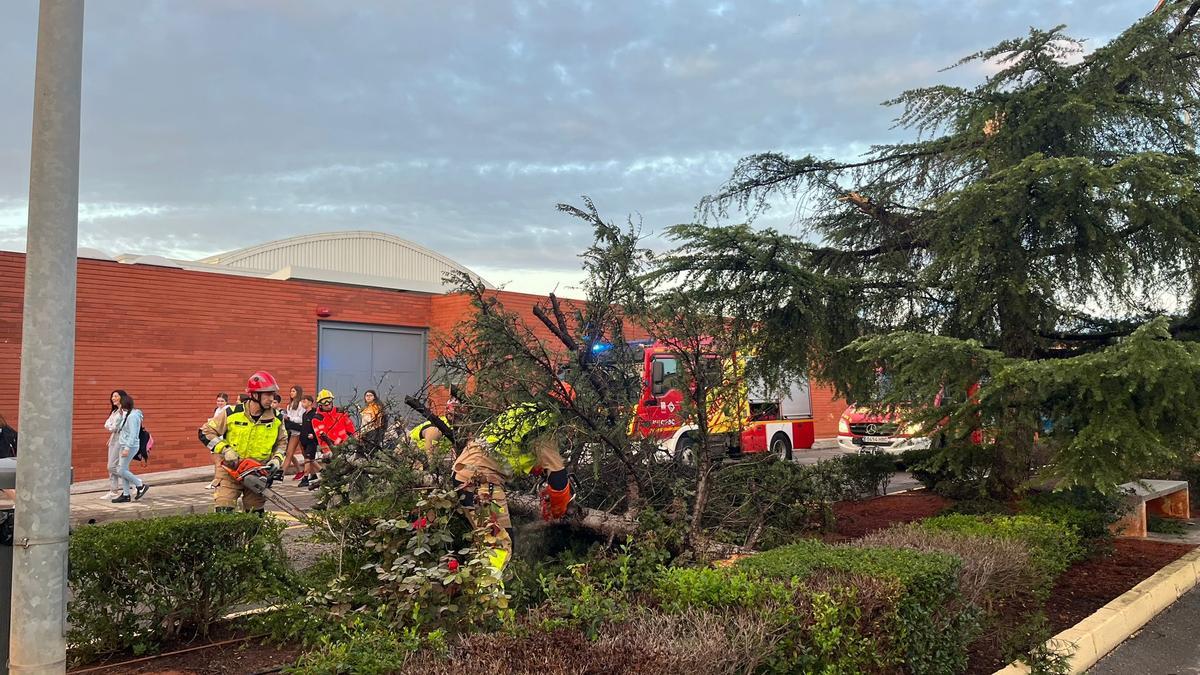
[651, 540, 976, 674]
[919, 513, 1085, 580]
[68, 512, 291, 664]
[743, 540, 975, 674]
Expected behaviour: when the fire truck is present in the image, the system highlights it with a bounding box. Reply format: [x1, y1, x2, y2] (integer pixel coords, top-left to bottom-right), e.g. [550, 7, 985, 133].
[625, 340, 815, 461]
[836, 379, 981, 454]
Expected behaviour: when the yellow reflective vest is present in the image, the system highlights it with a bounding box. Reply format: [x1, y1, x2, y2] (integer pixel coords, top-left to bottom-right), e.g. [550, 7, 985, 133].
[480, 403, 558, 476]
[202, 404, 287, 464]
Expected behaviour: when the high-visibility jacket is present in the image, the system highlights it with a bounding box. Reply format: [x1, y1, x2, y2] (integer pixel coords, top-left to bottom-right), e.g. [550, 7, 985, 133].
[201, 404, 287, 464]
[480, 403, 558, 475]
[410, 417, 453, 448]
[311, 407, 355, 451]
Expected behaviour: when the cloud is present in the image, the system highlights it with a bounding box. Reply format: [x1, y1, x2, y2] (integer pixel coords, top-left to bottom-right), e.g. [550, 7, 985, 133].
[0, 1, 1144, 293]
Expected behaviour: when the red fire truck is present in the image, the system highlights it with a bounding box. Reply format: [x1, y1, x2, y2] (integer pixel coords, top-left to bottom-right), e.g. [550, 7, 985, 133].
[626, 340, 815, 461]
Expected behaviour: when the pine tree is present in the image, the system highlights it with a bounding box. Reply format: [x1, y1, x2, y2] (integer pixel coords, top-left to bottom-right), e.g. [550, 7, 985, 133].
[654, 3, 1200, 493]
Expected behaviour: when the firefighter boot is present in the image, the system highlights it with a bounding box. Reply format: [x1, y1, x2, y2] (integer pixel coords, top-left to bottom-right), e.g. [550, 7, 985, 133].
[541, 483, 573, 520]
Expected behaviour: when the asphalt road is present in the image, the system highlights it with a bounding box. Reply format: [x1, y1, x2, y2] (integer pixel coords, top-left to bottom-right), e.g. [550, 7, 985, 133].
[1089, 585, 1200, 674]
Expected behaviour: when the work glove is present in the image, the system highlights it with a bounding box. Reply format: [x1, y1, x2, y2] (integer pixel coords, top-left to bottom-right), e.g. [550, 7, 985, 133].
[266, 457, 281, 472]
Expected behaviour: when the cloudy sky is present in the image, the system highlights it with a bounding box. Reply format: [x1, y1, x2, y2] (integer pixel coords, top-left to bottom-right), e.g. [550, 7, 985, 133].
[0, 1, 1148, 293]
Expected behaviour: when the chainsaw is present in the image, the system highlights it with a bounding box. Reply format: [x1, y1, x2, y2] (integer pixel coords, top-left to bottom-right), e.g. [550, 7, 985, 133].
[224, 456, 310, 522]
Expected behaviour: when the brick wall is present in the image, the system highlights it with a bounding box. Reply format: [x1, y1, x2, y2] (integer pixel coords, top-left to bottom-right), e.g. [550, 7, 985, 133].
[0, 252, 432, 480]
[0, 253, 847, 481]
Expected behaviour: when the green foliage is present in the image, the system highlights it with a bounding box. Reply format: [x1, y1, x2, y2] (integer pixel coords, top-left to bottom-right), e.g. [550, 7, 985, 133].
[287, 618, 446, 675]
[840, 449, 897, 497]
[655, 5, 1200, 496]
[654, 567, 790, 611]
[68, 513, 291, 664]
[921, 514, 1084, 581]
[1020, 487, 1122, 545]
[360, 488, 510, 630]
[1148, 514, 1189, 535]
[738, 540, 976, 674]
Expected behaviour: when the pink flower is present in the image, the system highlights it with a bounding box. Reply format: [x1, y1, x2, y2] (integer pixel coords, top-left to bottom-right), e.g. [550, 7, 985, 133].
[412, 517, 428, 530]
[448, 559, 460, 572]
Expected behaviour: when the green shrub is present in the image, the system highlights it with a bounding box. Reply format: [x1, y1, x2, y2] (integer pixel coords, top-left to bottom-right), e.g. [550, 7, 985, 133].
[654, 567, 790, 611]
[288, 619, 446, 675]
[1020, 488, 1121, 545]
[738, 540, 976, 674]
[920, 513, 1084, 580]
[68, 513, 291, 664]
[1148, 514, 1189, 535]
[840, 449, 897, 497]
[857, 524, 1039, 607]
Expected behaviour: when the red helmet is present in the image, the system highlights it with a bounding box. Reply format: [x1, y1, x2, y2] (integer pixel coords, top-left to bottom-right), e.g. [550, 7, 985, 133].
[246, 370, 279, 394]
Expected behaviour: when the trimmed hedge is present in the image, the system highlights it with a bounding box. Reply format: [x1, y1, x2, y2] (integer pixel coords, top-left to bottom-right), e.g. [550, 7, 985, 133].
[652, 540, 977, 674]
[742, 541, 975, 674]
[919, 513, 1085, 580]
[68, 513, 291, 664]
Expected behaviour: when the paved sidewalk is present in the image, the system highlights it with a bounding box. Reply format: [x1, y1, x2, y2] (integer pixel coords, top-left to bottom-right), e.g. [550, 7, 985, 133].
[1090, 583, 1200, 674]
[57, 465, 319, 526]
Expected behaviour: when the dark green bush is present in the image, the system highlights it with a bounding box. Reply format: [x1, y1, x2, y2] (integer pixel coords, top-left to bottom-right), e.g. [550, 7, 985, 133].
[840, 449, 897, 497]
[920, 513, 1084, 581]
[68, 513, 291, 664]
[1020, 487, 1121, 545]
[733, 541, 976, 674]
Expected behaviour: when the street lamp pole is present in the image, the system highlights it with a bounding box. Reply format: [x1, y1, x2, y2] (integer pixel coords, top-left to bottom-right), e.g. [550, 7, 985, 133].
[10, 1, 84, 673]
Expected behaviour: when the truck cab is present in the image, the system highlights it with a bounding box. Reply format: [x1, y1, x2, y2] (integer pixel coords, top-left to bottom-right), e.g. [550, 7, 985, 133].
[629, 341, 814, 461]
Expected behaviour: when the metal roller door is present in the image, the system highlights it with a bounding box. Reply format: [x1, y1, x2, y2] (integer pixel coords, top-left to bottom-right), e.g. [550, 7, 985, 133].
[317, 322, 426, 419]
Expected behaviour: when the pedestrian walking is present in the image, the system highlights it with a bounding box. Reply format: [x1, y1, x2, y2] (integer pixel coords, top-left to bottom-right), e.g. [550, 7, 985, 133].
[283, 386, 306, 480]
[111, 391, 149, 503]
[102, 391, 127, 500]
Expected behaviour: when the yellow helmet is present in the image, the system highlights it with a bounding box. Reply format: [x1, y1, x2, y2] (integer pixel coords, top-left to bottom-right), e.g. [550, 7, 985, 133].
[316, 389, 335, 403]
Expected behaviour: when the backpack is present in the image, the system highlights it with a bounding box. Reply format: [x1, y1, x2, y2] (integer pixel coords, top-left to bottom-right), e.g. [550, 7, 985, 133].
[135, 427, 153, 463]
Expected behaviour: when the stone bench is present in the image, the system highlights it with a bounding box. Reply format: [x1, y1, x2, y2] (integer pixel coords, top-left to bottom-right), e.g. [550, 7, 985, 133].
[1111, 479, 1190, 538]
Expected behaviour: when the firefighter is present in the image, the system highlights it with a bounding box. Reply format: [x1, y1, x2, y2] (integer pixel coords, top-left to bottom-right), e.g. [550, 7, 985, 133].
[200, 370, 287, 513]
[408, 397, 459, 462]
[311, 389, 355, 457]
[451, 385, 576, 570]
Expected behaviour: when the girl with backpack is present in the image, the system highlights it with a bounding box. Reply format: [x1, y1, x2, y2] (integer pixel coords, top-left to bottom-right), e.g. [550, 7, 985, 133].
[111, 390, 149, 503]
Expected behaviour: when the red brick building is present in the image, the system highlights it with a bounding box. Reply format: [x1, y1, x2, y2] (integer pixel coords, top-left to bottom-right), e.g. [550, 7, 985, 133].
[0, 232, 845, 481]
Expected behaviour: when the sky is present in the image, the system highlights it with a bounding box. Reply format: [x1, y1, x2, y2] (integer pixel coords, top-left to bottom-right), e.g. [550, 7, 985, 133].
[0, 1, 1149, 293]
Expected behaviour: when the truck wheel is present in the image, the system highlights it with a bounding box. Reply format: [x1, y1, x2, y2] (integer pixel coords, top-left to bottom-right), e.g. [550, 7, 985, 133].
[771, 432, 793, 461]
[675, 435, 698, 467]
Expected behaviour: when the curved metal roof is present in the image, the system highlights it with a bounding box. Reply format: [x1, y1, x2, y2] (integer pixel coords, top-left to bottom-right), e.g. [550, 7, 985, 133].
[197, 230, 491, 293]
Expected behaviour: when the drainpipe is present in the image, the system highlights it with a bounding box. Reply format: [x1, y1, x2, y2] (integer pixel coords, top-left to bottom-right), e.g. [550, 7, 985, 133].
[10, 1, 84, 673]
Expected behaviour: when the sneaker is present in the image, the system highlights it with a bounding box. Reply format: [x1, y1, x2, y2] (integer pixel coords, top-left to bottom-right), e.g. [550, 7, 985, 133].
[298, 476, 310, 488]
[135, 484, 150, 501]
[100, 491, 119, 500]
[206, 482, 217, 490]
[307, 480, 320, 491]
[293, 471, 305, 481]
[111, 494, 131, 503]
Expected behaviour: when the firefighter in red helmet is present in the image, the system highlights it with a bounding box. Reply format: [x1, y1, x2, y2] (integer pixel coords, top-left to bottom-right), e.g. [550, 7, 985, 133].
[200, 371, 287, 513]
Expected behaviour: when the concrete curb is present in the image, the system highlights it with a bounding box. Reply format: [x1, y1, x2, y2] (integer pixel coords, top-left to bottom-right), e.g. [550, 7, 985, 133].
[994, 546, 1200, 674]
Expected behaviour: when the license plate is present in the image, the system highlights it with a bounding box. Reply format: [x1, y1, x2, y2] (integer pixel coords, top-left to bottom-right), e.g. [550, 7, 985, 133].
[862, 436, 891, 444]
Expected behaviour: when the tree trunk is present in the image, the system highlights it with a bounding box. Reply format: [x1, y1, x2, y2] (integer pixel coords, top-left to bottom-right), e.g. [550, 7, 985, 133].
[507, 495, 636, 539]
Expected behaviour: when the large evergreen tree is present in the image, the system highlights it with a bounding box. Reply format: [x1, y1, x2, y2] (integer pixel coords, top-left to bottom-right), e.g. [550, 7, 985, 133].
[654, 3, 1200, 493]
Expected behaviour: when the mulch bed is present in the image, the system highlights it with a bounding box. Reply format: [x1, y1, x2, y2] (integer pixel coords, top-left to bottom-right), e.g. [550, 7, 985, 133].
[825, 492, 954, 540]
[68, 630, 301, 675]
[1046, 538, 1197, 633]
